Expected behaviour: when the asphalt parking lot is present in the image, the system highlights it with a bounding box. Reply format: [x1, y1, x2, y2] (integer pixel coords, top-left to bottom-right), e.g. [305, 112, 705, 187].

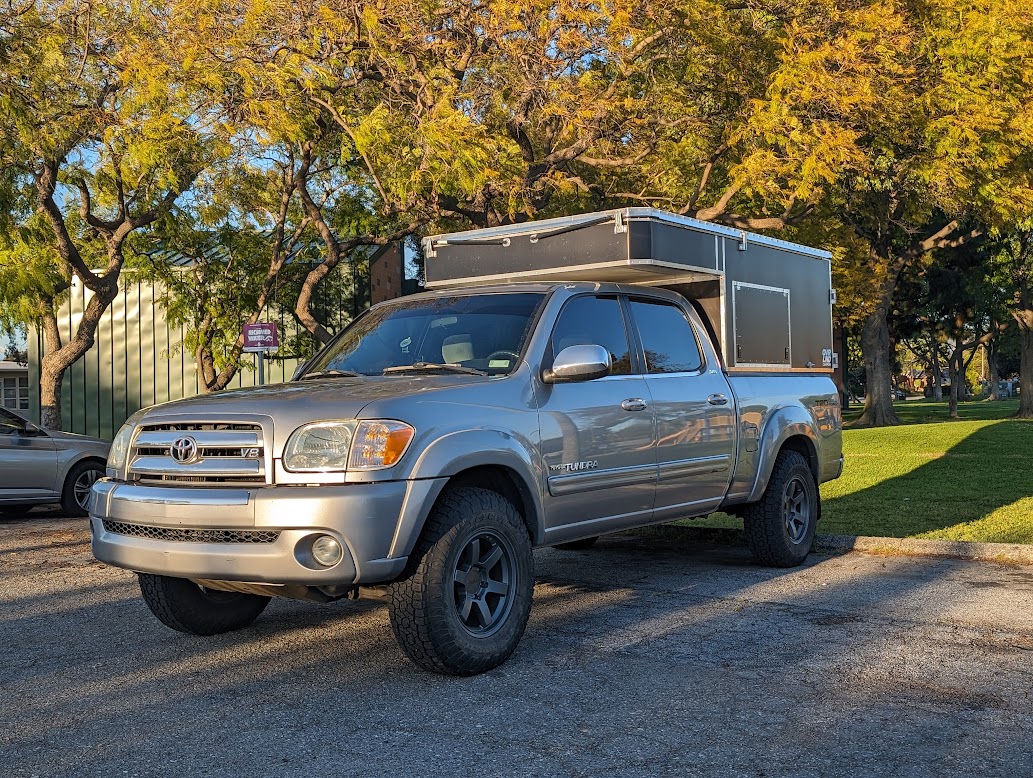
[2, 515, 1032, 778]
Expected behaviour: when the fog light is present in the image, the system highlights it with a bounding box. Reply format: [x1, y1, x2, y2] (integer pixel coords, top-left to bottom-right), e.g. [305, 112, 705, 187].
[311, 535, 343, 567]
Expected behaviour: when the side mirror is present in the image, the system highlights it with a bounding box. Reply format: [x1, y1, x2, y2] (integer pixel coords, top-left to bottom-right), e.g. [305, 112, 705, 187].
[290, 360, 310, 381]
[542, 344, 611, 384]
[22, 421, 44, 436]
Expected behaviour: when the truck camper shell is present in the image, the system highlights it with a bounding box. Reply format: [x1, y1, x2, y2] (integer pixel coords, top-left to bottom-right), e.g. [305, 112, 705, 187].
[422, 208, 835, 373]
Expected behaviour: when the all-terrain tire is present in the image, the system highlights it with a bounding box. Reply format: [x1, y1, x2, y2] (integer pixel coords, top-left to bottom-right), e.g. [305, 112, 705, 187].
[138, 574, 270, 635]
[743, 450, 818, 567]
[553, 536, 599, 551]
[60, 459, 105, 517]
[387, 487, 534, 676]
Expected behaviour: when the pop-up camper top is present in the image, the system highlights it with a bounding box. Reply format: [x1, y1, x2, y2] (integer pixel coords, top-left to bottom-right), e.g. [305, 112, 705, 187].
[422, 208, 835, 373]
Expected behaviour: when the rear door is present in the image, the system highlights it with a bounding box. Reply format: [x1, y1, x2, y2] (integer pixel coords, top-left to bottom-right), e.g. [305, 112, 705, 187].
[538, 294, 657, 541]
[0, 409, 59, 501]
[626, 296, 736, 520]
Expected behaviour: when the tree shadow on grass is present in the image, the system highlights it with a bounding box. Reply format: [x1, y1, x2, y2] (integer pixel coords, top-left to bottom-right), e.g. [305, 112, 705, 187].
[822, 420, 1033, 539]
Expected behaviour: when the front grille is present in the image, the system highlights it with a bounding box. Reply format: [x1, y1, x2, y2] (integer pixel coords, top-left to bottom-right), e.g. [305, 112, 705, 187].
[134, 474, 266, 485]
[128, 422, 268, 485]
[102, 520, 280, 544]
[139, 423, 261, 432]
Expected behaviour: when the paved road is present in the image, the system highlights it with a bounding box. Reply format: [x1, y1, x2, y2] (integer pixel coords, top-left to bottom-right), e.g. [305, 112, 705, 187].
[2, 516, 1032, 778]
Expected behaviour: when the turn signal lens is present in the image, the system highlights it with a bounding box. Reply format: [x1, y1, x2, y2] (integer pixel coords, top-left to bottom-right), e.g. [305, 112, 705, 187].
[348, 421, 415, 470]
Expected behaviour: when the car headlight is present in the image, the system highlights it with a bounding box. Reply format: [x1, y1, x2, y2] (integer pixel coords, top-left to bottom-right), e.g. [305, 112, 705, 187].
[107, 410, 147, 470]
[283, 420, 414, 472]
[283, 422, 357, 472]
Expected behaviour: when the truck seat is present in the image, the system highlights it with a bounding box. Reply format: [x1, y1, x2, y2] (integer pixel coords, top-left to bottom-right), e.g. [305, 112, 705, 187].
[441, 334, 475, 364]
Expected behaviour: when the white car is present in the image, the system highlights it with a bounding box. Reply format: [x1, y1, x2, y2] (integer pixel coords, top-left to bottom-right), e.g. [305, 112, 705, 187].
[0, 407, 109, 517]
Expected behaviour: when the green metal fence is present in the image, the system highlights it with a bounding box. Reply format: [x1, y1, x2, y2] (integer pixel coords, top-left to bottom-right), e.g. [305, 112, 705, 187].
[28, 277, 356, 440]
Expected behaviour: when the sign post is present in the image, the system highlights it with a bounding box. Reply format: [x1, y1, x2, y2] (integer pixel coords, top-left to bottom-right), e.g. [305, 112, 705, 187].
[242, 323, 279, 385]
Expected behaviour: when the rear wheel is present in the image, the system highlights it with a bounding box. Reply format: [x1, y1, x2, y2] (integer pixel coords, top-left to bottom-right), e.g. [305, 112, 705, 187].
[388, 487, 534, 675]
[138, 574, 270, 635]
[743, 450, 818, 567]
[61, 460, 105, 517]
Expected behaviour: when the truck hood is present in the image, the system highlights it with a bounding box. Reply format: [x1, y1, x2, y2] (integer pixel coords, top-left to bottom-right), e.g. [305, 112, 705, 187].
[137, 374, 494, 430]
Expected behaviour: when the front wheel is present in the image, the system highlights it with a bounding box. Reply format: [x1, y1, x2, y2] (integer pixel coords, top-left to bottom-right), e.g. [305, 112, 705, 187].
[138, 574, 270, 635]
[388, 487, 534, 675]
[61, 460, 105, 517]
[743, 450, 818, 567]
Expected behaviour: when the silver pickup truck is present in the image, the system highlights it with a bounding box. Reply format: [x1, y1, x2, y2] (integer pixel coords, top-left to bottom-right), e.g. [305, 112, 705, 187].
[91, 210, 843, 675]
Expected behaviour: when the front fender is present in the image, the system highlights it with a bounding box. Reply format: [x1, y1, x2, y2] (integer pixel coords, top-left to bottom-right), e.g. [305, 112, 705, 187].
[746, 407, 819, 503]
[387, 429, 544, 558]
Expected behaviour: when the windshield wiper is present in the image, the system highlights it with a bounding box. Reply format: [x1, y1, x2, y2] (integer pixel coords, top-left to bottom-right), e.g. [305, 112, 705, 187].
[299, 369, 364, 380]
[383, 362, 488, 376]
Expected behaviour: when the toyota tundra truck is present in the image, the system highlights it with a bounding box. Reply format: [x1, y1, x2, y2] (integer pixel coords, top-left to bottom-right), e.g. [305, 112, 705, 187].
[91, 208, 843, 675]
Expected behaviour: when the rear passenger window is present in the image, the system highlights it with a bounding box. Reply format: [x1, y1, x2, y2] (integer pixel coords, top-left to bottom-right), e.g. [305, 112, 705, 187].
[629, 299, 703, 374]
[551, 296, 633, 375]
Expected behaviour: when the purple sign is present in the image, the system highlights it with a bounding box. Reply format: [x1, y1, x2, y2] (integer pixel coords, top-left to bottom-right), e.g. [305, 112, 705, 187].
[243, 323, 279, 353]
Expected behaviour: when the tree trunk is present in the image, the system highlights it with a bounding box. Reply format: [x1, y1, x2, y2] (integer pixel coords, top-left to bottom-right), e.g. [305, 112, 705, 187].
[37, 285, 117, 429]
[947, 344, 962, 419]
[855, 306, 902, 426]
[1016, 309, 1033, 418]
[987, 342, 1001, 401]
[36, 306, 65, 428]
[930, 339, 942, 400]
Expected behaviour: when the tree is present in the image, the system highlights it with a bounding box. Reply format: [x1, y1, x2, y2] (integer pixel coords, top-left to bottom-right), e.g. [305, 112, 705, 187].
[833, 1, 1033, 425]
[3, 340, 28, 365]
[922, 244, 1007, 418]
[137, 144, 315, 392]
[0, 1, 208, 427]
[994, 225, 1033, 417]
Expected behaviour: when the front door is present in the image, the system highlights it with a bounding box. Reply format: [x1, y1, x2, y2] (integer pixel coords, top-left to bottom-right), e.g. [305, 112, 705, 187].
[0, 409, 58, 500]
[538, 295, 656, 542]
[626, 297, 736, 520]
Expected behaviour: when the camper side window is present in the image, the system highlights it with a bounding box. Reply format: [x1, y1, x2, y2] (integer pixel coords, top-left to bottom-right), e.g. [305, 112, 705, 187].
[629, 299, 704, 374]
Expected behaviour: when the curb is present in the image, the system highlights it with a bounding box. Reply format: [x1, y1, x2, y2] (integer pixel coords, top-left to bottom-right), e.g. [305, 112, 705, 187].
[814, 534, 1033, 565]
[624, 524, 1033, 566]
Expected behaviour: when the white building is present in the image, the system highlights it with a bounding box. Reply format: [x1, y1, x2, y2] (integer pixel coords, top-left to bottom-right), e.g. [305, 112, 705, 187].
[0, 360, 29, 412]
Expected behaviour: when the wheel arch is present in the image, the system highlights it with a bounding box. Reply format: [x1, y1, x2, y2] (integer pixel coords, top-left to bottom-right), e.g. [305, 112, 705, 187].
[443, 465, 540, 542]
[389, 432, 544, 559]
[746, 408, 821, 505]
[68, 453, 107, 471]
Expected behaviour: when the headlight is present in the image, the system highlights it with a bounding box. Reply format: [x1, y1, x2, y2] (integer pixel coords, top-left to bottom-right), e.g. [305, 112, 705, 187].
[107, 410, 147, 470]
[283, 422, 357, 472]
[283, 420, 415, 472]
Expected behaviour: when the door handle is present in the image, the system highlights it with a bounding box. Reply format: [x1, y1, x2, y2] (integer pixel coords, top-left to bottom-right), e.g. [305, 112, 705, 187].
[621, 398, 648, 412]
[707, 394, 729, 406]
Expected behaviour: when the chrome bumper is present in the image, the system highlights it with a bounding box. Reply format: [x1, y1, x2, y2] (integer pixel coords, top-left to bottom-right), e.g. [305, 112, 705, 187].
[89, 479, 419, 585]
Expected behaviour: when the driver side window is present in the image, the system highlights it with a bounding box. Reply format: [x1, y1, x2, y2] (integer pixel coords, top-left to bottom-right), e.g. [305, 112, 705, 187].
[550, 296, 633, 375]
[0, 408, 27, 435]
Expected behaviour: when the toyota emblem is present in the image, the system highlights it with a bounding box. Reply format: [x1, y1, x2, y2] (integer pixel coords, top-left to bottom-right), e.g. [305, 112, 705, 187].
[170, 436, 199, 464]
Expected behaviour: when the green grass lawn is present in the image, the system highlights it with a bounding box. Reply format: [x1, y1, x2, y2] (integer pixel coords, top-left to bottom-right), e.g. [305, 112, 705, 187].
[693, 398, 1033, 544]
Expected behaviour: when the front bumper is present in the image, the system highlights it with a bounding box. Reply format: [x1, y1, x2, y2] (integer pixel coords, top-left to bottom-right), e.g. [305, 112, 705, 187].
[89, 479, 427, 586]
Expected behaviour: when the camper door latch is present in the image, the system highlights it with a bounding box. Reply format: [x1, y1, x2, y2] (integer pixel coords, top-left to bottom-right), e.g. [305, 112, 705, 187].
[738, 231, 748, 251]
[613, 210, 628, 234]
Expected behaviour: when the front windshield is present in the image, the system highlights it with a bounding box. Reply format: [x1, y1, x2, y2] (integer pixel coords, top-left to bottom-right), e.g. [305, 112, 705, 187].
[300, 292, 546, 378]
